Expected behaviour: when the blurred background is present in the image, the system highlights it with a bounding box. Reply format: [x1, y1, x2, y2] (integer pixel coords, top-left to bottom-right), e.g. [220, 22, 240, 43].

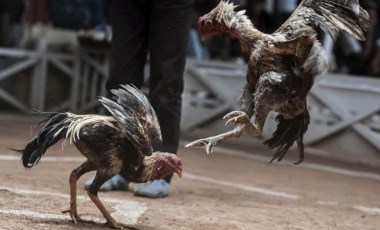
[0, 0, 379, 168]
[0, 0, 380, 230]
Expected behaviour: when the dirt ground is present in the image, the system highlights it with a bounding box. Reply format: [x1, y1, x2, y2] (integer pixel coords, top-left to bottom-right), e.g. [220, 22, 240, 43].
[1, 120, 380, 230]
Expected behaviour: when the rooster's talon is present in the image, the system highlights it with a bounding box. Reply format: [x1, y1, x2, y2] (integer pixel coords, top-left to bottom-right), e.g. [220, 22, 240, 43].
[225, 114, 249, 126]
[185, 140, 207, 148]
[223, 111, 245, 120]
[62, 209, 87, 224]
[185, 138, 218, 154]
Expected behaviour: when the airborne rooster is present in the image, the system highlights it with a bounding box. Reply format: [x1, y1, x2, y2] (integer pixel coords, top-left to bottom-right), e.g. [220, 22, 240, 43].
[15, 85, 182, 229]
[186, 0, 369, 164]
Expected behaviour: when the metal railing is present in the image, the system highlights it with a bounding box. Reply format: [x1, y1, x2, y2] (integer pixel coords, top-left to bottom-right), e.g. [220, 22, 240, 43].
[0, 40, 76, 112]
[0, 45, 378, 158]
[0, 41, 109, 113]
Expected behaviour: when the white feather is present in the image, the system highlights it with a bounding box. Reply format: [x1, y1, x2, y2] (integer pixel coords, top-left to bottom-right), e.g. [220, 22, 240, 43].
[52, 114, 117, 146]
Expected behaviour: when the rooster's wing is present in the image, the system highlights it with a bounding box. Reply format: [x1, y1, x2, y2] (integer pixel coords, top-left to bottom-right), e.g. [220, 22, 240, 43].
[99, 85, 162, 156]
[275, 0, 369, 41]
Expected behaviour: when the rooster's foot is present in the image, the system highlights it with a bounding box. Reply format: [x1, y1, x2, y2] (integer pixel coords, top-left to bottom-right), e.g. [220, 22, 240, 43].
[223, 111, 250, 126]
[185, 137, 220, 154]
[62, 208, 88, 224]
[104, 221, 138, 230]
[223, 111, 260, 135]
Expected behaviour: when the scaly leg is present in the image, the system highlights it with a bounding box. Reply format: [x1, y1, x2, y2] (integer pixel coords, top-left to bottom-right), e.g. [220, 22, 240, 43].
[185, 109, 262, 154]
[88, 172, 137, 229]
[186, 105, 263, 154]
[294, 135, 304, 165]
[294, 107, 308, 165]
[88, 192, 137, 229]
[187, 84, 260, 154]
[62, 172, 85, 223]
[185, 125, 245, 154]
[62, 160, 96, 224]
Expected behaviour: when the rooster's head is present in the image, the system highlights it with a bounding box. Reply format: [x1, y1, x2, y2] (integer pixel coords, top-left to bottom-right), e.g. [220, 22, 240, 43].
[198, 0, 252, 41]
[144, 152, 182, 181]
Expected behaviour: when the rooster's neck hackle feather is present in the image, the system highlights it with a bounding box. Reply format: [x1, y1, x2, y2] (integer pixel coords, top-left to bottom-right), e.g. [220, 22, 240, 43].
[142, 152, 159, 181]
[211, 0, 267, 53]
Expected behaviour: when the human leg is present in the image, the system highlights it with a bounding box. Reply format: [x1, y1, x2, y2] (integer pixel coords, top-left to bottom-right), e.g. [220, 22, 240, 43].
[146, 0, 193, 181]
[106, 0, 150, 91]
[86, 0, 150, 191]
[133, 0, 193, 198]
[148, 0, 193, 157]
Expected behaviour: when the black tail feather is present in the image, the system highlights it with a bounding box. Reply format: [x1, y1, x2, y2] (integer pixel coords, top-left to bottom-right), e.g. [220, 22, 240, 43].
[264, 111, 310, 164]
[14, 113, 69, 168]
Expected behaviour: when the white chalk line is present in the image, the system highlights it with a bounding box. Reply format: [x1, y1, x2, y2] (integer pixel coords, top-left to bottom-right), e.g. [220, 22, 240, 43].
[0, 186, 147, 225]
[184, 173, 300, 200]
[6, 144, 380, 181]
[316, 200, 339, 206]
[2, 153, 380, 216]
[315, 201, 380, 216]
[352, 205, 380, 215]
[200, 146, 380, 182]
[0, 209, 103, 223]
[5, 146, 380, 182]
[2, 153, 380, 199]
[0, 154, 301, 200]
[0, 186, 133, 204]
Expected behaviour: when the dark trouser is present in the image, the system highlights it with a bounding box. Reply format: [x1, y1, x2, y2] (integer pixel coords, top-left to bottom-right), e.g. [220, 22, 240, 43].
[107, 0, 193, 183]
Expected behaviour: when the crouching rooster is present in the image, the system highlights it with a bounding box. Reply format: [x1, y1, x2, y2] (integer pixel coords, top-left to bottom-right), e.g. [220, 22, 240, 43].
[14, 85, 182, 229]
[186, 0, 369, 164]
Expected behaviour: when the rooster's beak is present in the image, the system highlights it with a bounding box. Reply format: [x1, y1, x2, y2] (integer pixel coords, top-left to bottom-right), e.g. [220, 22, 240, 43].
[175, 169, 182, 178]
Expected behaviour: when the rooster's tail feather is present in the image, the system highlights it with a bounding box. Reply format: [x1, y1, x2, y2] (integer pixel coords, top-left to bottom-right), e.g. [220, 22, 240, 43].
[263, 111, 310, 163]
[14, 112, 70, 168]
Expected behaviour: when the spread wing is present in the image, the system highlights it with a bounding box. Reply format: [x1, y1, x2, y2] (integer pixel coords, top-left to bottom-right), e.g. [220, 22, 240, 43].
[99, 85, 162, 155]
[275, 0, 370, 41]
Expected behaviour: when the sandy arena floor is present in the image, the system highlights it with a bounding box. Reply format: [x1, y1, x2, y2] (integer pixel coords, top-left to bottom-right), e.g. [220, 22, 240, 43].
[1, 120, 380, 230]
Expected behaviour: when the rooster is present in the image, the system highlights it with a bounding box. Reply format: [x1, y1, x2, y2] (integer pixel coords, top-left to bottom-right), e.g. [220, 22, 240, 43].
[186, 0, 369, 164]
[15, 85, 182, 229]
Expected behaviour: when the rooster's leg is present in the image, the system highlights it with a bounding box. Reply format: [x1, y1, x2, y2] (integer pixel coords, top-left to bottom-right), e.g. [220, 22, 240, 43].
[294, 134, 304, 165]
[223, 111, 261, 136]
[87, 172, 137, 230]
[185, 125, 245, 154]
[62, 160, 96, 224]
[89, 192, 137, 229]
